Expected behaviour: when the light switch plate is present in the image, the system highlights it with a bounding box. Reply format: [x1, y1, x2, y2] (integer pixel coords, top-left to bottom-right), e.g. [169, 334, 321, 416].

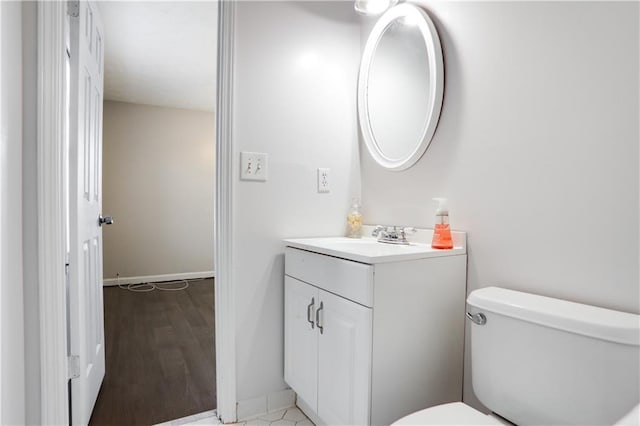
[317, 168, 330, 193]
[240, 152, 268, 181]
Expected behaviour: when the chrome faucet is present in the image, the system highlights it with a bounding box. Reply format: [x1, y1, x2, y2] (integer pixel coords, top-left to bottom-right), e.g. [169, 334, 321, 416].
[372, 225, 416, 245]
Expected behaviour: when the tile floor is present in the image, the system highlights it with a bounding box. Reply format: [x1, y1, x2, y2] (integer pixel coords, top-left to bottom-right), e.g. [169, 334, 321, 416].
[158, 407, 314, 426]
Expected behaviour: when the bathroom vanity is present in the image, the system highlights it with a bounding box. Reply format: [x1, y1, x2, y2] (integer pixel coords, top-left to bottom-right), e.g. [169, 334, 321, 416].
[283, 232, 467, 426]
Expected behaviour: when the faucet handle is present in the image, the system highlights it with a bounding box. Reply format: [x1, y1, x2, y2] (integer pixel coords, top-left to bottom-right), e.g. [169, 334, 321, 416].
[372, 225, 385, 237]
[399, 227, 416, 240]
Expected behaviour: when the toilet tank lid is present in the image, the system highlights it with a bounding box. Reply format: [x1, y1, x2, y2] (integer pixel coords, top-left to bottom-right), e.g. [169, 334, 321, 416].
[467, 287, 640, 346]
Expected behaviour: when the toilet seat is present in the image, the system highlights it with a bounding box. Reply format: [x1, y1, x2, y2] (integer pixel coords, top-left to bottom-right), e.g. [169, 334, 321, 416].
[392, 402, 505, 425]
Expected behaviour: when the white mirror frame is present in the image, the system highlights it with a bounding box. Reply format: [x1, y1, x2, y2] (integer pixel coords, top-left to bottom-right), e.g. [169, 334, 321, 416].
[358, 3, 444, 171]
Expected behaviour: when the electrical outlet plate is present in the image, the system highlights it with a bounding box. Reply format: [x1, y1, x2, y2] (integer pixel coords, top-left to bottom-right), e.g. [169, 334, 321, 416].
[317, 168, 330, 193]
[240, 152, 268, 181]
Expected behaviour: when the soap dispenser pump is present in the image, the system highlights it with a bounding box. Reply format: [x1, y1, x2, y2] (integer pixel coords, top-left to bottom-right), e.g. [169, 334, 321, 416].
[431, 197, 453, 249]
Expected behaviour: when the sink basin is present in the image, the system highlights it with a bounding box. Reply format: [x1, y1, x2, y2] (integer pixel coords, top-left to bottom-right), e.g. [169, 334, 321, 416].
[283, 236, 465, 264]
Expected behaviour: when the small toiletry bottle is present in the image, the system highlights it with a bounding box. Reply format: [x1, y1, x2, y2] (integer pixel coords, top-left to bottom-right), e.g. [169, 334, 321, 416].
[431, 197, 453, 249]
[347, 198, 363, 238]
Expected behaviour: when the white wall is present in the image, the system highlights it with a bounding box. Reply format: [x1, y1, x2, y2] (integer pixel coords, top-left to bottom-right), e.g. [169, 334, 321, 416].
[359, 0, 639, 409]
[0, 1, 26, 423]
[232, 1, 361, 401]
[102, 101, 215, 279]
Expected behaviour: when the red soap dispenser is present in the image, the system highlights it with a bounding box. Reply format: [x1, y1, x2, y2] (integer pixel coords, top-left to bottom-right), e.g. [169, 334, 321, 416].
[431, 197, 453, 249]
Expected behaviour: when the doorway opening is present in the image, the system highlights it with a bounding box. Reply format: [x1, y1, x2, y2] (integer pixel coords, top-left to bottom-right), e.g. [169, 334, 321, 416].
[66, 2, 218, 424]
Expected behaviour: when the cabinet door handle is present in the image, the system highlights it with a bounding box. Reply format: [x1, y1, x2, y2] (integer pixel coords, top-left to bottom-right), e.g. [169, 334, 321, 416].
[307, 297, 315, 329]
[316, 301, 324, 334]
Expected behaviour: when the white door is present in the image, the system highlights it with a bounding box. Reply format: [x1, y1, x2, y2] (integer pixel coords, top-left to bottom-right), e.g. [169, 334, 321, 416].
[68, 1, 106, 424]
[317, 290, 372, 426]
[284, 276, 318, 411]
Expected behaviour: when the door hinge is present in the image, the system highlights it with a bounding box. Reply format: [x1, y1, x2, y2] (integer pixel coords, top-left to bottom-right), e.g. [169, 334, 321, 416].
[68, 355, 80, 380]
[67, 0, 79, 17]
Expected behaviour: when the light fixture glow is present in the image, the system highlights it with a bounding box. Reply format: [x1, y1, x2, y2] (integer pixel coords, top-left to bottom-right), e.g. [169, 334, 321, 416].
[354, 0, 399, 16]
[296, 51, 320, 70]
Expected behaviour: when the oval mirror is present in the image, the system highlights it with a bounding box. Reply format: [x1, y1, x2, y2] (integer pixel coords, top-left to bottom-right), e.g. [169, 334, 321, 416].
[357, 3, 444, 171]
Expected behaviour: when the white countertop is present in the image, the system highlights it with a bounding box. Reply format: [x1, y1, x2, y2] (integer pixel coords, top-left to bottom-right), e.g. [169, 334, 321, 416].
[284, 235, 466, 264]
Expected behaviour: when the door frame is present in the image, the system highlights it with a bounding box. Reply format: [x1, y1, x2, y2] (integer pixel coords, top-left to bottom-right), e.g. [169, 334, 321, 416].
[36, 1, 238, 423]
[214, 0, 237, 423]
[37, 2, 71, 424]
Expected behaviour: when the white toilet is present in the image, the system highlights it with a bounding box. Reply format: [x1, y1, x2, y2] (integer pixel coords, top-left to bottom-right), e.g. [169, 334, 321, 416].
[393, 287, 640, 425]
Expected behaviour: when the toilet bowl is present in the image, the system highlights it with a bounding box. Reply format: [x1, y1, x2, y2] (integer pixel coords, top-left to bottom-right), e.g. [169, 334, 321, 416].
[392, 287, 640, 425]
[393, 402, 507, 425]
[394, 402, 640, 426]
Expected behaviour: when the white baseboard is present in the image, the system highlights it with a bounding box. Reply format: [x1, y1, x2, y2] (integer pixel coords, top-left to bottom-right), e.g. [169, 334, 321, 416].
[103, 271, 215, 287]
[237, 389, 296, 421]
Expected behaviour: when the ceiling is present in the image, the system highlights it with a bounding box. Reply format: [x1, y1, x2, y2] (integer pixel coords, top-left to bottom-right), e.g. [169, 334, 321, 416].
[100, 1, 218, 112]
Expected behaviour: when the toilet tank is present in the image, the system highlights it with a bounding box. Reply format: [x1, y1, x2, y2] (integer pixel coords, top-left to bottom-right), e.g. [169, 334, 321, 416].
[467, 287, 640, 425]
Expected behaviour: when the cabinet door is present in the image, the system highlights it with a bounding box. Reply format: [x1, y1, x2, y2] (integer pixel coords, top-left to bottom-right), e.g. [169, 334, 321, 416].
[284, 276, 318, 411]
[317, 289, 372, 426]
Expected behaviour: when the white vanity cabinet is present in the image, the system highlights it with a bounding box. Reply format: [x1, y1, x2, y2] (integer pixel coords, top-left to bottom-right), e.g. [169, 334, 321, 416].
[284, 236, 467, 426]
[285, 276, 372, 425]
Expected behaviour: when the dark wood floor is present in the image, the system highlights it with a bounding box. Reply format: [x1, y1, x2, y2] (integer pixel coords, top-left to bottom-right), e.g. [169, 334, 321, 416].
[90, 279, 216, 426]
